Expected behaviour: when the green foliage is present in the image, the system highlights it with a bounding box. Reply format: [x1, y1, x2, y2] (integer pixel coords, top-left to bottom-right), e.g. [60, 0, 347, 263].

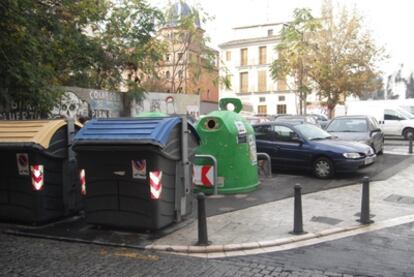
[310, 0, 386, 117]
[271, 8, 321, 114]
[149, 2, 218, 94]
[271, 1, 386, 117]
[0, 0, 164, 116]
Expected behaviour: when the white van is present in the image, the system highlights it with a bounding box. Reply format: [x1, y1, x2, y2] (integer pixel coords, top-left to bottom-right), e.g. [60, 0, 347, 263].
[345, 101, 414, 139]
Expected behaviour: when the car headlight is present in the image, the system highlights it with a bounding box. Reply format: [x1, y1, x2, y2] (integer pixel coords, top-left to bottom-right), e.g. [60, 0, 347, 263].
[343, 152, 362, 159]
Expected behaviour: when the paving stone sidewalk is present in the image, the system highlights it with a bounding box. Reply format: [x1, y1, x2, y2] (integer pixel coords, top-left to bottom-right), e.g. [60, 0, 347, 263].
[151, 162, 414, 254]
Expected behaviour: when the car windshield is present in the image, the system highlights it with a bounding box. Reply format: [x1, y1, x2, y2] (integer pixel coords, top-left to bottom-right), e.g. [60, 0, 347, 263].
[396, 107, 414, 119]
[295, 124, 331, 140]
[326, 118, 368, 132]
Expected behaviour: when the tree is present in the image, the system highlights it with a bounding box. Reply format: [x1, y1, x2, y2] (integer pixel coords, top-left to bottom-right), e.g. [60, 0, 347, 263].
[0, 0, 164, 117]
[309, 1, 385, 117]
[146, 2, 218, 95]
[271, 8, 321, 115]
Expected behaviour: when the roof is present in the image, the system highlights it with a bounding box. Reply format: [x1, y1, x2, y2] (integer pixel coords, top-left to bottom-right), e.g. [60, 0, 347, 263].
[333, 115, 371, 119]
[0, 120, 74, 149]
[73, 117, 199, 148]
[163, 1, 201, 29]
[219, 35, 280, 49]
[233, 22, 285, 30]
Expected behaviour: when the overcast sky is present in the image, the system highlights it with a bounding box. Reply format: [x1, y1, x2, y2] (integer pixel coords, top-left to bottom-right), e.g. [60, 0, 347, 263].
[153, 0, 414, 78]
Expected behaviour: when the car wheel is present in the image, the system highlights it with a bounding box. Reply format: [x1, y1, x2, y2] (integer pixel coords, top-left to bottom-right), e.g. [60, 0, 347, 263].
[313, 157, 334, 179]
[403, 128, 414, 140]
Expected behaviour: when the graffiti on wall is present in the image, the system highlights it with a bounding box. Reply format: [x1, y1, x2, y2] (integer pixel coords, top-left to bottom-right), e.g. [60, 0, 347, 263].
[131, 92, 200, 118]
[0, 102, 41, 120]
[51, 88, 123, 119]
[51, 91, 91, 119]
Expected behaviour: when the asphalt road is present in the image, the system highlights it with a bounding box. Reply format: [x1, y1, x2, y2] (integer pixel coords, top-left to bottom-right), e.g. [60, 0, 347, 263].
[2, 221, 414, 276]
[227, 221, 414, 277]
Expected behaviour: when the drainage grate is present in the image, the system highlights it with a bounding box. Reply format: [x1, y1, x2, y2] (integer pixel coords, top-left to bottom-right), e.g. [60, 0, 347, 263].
[310, 216, 342, 225]
[384, 194, 414, 205]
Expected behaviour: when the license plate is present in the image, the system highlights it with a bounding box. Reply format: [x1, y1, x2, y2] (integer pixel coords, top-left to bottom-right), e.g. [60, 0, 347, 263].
[364, 156, 375, 165]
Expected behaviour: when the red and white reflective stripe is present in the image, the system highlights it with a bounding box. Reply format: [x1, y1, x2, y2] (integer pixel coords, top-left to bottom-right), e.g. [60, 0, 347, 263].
[80, 169, 86, 195]
[149, 171, 162, 200]
[193, 165, 214, 187]
[30, 165, 44, 191]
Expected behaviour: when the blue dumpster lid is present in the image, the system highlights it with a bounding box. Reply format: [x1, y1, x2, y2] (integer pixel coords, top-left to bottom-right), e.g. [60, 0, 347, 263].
[73, 117, 199, 148]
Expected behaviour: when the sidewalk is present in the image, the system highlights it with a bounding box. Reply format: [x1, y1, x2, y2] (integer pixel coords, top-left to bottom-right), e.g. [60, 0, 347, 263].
[148, 162, 414, 257]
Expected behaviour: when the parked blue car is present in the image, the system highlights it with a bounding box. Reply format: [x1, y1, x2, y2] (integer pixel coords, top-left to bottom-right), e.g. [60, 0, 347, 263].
[253, 122, 376, 178]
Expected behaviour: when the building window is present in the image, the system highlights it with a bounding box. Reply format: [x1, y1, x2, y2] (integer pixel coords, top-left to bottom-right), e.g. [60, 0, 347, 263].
[278, 95, 285, 101]
[240, 72, 248, 93]
[258, 105, 267, 115]
[268, 29, 273, 36]
[178, 70, 183, 79]
[258, 70, 267, 92]
[277, 78, 287, 91]
[259, 46, 267, 65]
[259, 97, 266, 102]
[166, 54, 171, 62]
[240, 48, 248, 66]
[166, 71, 171, 79]
[226, 51, 231, 61]
[277, 104, 287, 114]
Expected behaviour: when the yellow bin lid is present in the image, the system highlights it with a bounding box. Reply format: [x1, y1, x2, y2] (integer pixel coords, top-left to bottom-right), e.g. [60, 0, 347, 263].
[0, 120, 80, 149]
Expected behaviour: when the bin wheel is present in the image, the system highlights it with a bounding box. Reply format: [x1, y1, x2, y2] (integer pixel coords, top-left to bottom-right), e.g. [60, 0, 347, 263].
[313, 157, 334, 179]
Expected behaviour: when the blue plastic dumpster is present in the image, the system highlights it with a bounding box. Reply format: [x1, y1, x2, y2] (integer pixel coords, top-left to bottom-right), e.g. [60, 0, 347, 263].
[72, 117, 199, 230]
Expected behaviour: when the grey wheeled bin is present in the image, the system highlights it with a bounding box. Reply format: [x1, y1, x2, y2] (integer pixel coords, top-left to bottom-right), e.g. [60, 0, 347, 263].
[72, 116, 199, 230]
[0, 119, 83, 224]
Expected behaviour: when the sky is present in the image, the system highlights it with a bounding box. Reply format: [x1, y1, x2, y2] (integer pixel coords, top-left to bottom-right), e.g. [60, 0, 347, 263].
[153, 0, 414, 79]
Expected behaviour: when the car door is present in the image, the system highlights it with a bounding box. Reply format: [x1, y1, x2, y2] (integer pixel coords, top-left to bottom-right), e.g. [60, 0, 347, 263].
[254, 124, 282, 168]
[368, 117, 384, 152]
[383, 109, 404, 135]
[270, 125, 309, 169]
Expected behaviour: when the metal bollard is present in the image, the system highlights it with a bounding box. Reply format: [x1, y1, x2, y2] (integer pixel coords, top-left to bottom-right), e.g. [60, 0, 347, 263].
[409, 134, 413, 154]
[290, 184, 306, 235]
[358, 176, 374, 224]
[196, 193, 211, 246]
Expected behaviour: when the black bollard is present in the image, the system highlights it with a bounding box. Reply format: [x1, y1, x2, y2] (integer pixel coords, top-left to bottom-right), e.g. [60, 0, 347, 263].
[290, 184, 306, 235]
[409, 134, 413, 154]
[358, 176, 374, 224]
[196, 192, 211, 246]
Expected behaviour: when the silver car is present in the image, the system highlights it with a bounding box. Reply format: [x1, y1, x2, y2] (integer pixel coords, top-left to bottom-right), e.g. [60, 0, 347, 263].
[326, 115, 384, 154]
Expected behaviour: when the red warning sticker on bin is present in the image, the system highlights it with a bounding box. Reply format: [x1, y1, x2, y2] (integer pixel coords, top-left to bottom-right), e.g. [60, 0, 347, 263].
[132, 160, 146, 179]
[16, 153, 29, 176]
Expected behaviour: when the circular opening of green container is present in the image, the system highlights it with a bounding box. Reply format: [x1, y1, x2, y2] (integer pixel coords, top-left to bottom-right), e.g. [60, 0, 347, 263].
[204, 118, 220, 130]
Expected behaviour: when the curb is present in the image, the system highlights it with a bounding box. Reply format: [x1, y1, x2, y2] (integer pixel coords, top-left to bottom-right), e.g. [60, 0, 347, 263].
[145, 214, 414, 257]
[144, 225, 360, 254]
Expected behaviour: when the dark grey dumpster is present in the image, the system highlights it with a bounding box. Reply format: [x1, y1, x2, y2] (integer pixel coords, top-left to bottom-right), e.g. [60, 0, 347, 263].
[72, 116, 200, 230]
[0, 119, 83, 224]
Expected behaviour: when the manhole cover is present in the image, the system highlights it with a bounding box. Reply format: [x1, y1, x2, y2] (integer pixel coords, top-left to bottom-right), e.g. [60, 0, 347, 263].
[310, 216, 343, 226]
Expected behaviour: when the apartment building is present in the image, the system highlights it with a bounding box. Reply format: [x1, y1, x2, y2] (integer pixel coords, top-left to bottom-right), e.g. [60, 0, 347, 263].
[219, 23, 298, 116]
